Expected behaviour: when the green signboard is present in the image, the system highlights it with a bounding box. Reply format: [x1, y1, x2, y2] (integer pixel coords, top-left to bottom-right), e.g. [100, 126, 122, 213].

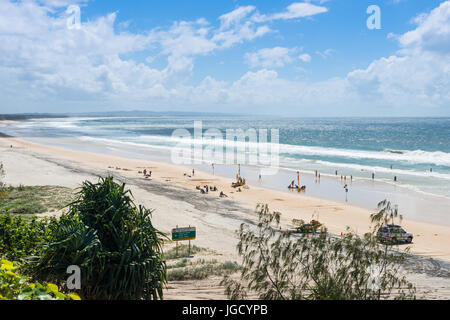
[172, 227, 196, 241]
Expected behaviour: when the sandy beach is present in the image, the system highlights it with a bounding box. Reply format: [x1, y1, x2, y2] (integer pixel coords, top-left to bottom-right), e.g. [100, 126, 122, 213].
[1, 130, 450, 299]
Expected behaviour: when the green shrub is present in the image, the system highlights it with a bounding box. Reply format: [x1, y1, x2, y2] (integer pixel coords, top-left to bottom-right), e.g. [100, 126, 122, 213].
[167, 260, 240, 281]
[164, 244, 206, 260]
[0, 259, 80, 300]
[0, 214, 52, 261]
[32, 176, 167, 300]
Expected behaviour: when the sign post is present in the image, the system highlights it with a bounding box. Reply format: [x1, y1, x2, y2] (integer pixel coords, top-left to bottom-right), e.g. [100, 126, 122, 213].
[172, 226, 197, 258]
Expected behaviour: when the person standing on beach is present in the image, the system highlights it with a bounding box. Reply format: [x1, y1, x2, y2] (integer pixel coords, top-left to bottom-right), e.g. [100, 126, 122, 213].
[372, 173, 375, 180]
[192, 169, 195, 176]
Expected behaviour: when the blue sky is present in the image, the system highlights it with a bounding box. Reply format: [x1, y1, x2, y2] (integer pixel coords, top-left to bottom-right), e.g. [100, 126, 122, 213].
[0, 0, 450, 116]
[81, 0, 440, 81]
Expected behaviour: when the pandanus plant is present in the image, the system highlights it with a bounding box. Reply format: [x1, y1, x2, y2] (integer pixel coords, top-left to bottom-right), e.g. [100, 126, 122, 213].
[33, 176, 167, 300]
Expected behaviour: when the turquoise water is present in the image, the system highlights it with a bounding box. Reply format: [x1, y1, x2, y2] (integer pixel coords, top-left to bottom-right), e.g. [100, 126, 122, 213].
[3, 116, 450, 200]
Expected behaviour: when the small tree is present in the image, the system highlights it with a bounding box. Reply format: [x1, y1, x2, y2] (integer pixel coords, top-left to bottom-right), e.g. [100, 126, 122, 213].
[32, 176, 167, 300]
[222, 204, 416, 300]
[0, 162, 7, 202]
[371, 199, 402, 231]
[0, 162, 5, 189]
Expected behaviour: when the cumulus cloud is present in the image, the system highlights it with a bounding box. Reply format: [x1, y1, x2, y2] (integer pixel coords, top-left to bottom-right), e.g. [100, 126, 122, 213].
[0, 1, 276, 112]
[345, 1, 450, 111]
[252, 2, 328, 22]
[299, 53, 312, 62]
[398, 1, 450, 54]
[245, 47, 295, 68]
[0, 0, 449, 116]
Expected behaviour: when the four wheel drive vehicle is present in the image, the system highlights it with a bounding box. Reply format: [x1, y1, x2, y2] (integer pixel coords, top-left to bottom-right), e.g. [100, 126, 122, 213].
[377, 225, 413, 244]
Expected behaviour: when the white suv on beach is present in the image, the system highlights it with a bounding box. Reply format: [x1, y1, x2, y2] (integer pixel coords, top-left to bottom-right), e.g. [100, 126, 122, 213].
[377, 225, 413, 244]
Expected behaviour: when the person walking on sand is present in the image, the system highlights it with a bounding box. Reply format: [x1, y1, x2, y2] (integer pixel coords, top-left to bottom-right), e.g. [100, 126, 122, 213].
[192, 169, 195, 176]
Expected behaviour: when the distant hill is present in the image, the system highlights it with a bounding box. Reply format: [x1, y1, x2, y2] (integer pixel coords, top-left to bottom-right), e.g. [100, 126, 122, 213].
[0, 113, 69, 120]
[0, 110, 246, 120]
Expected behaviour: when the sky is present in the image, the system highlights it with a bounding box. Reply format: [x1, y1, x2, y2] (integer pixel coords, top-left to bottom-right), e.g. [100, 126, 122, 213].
[0, 0, 449, 116]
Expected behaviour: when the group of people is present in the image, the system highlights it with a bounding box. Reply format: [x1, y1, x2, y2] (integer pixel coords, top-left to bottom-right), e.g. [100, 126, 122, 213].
[196, 185, 218, 195]
[196, 185, 228, 198]
[141, 169, 152, 179]
[315, 170, 321, 183]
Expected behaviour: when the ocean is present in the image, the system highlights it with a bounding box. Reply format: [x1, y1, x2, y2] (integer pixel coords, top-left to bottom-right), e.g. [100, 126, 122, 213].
[2, 116, 450, 224]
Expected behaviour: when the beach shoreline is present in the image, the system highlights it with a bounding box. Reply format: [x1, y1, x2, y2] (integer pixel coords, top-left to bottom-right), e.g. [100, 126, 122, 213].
[2, 130, 450, 299]
[2, 117, 449, 228]
[1, 131, 450, 262]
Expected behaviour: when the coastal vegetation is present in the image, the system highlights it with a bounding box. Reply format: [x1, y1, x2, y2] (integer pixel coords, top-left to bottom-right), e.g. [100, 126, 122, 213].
[0, 214, 52, 261]
[222, 204, 416, 300]
[0, 185, 74, 215]
[167, 258, 240, 281]
[0, 163, 416, 300]
[0, 259, 80, 300]
[31, 176, 167, 300]
[0, 174, 167, 300]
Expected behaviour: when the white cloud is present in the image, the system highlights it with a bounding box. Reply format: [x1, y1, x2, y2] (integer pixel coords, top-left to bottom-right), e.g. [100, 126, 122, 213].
[1, 0, 450, 116]
[0, 1, 275, 112]
[399, 1, 450, 54]
[253, 2, 328, 22]
[299, 53, 312, 62]
[219, 6, 256, 29]
[245, 47, 294, 68]
[316, 48, 335, 59]
[345, 1, 450, 111]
